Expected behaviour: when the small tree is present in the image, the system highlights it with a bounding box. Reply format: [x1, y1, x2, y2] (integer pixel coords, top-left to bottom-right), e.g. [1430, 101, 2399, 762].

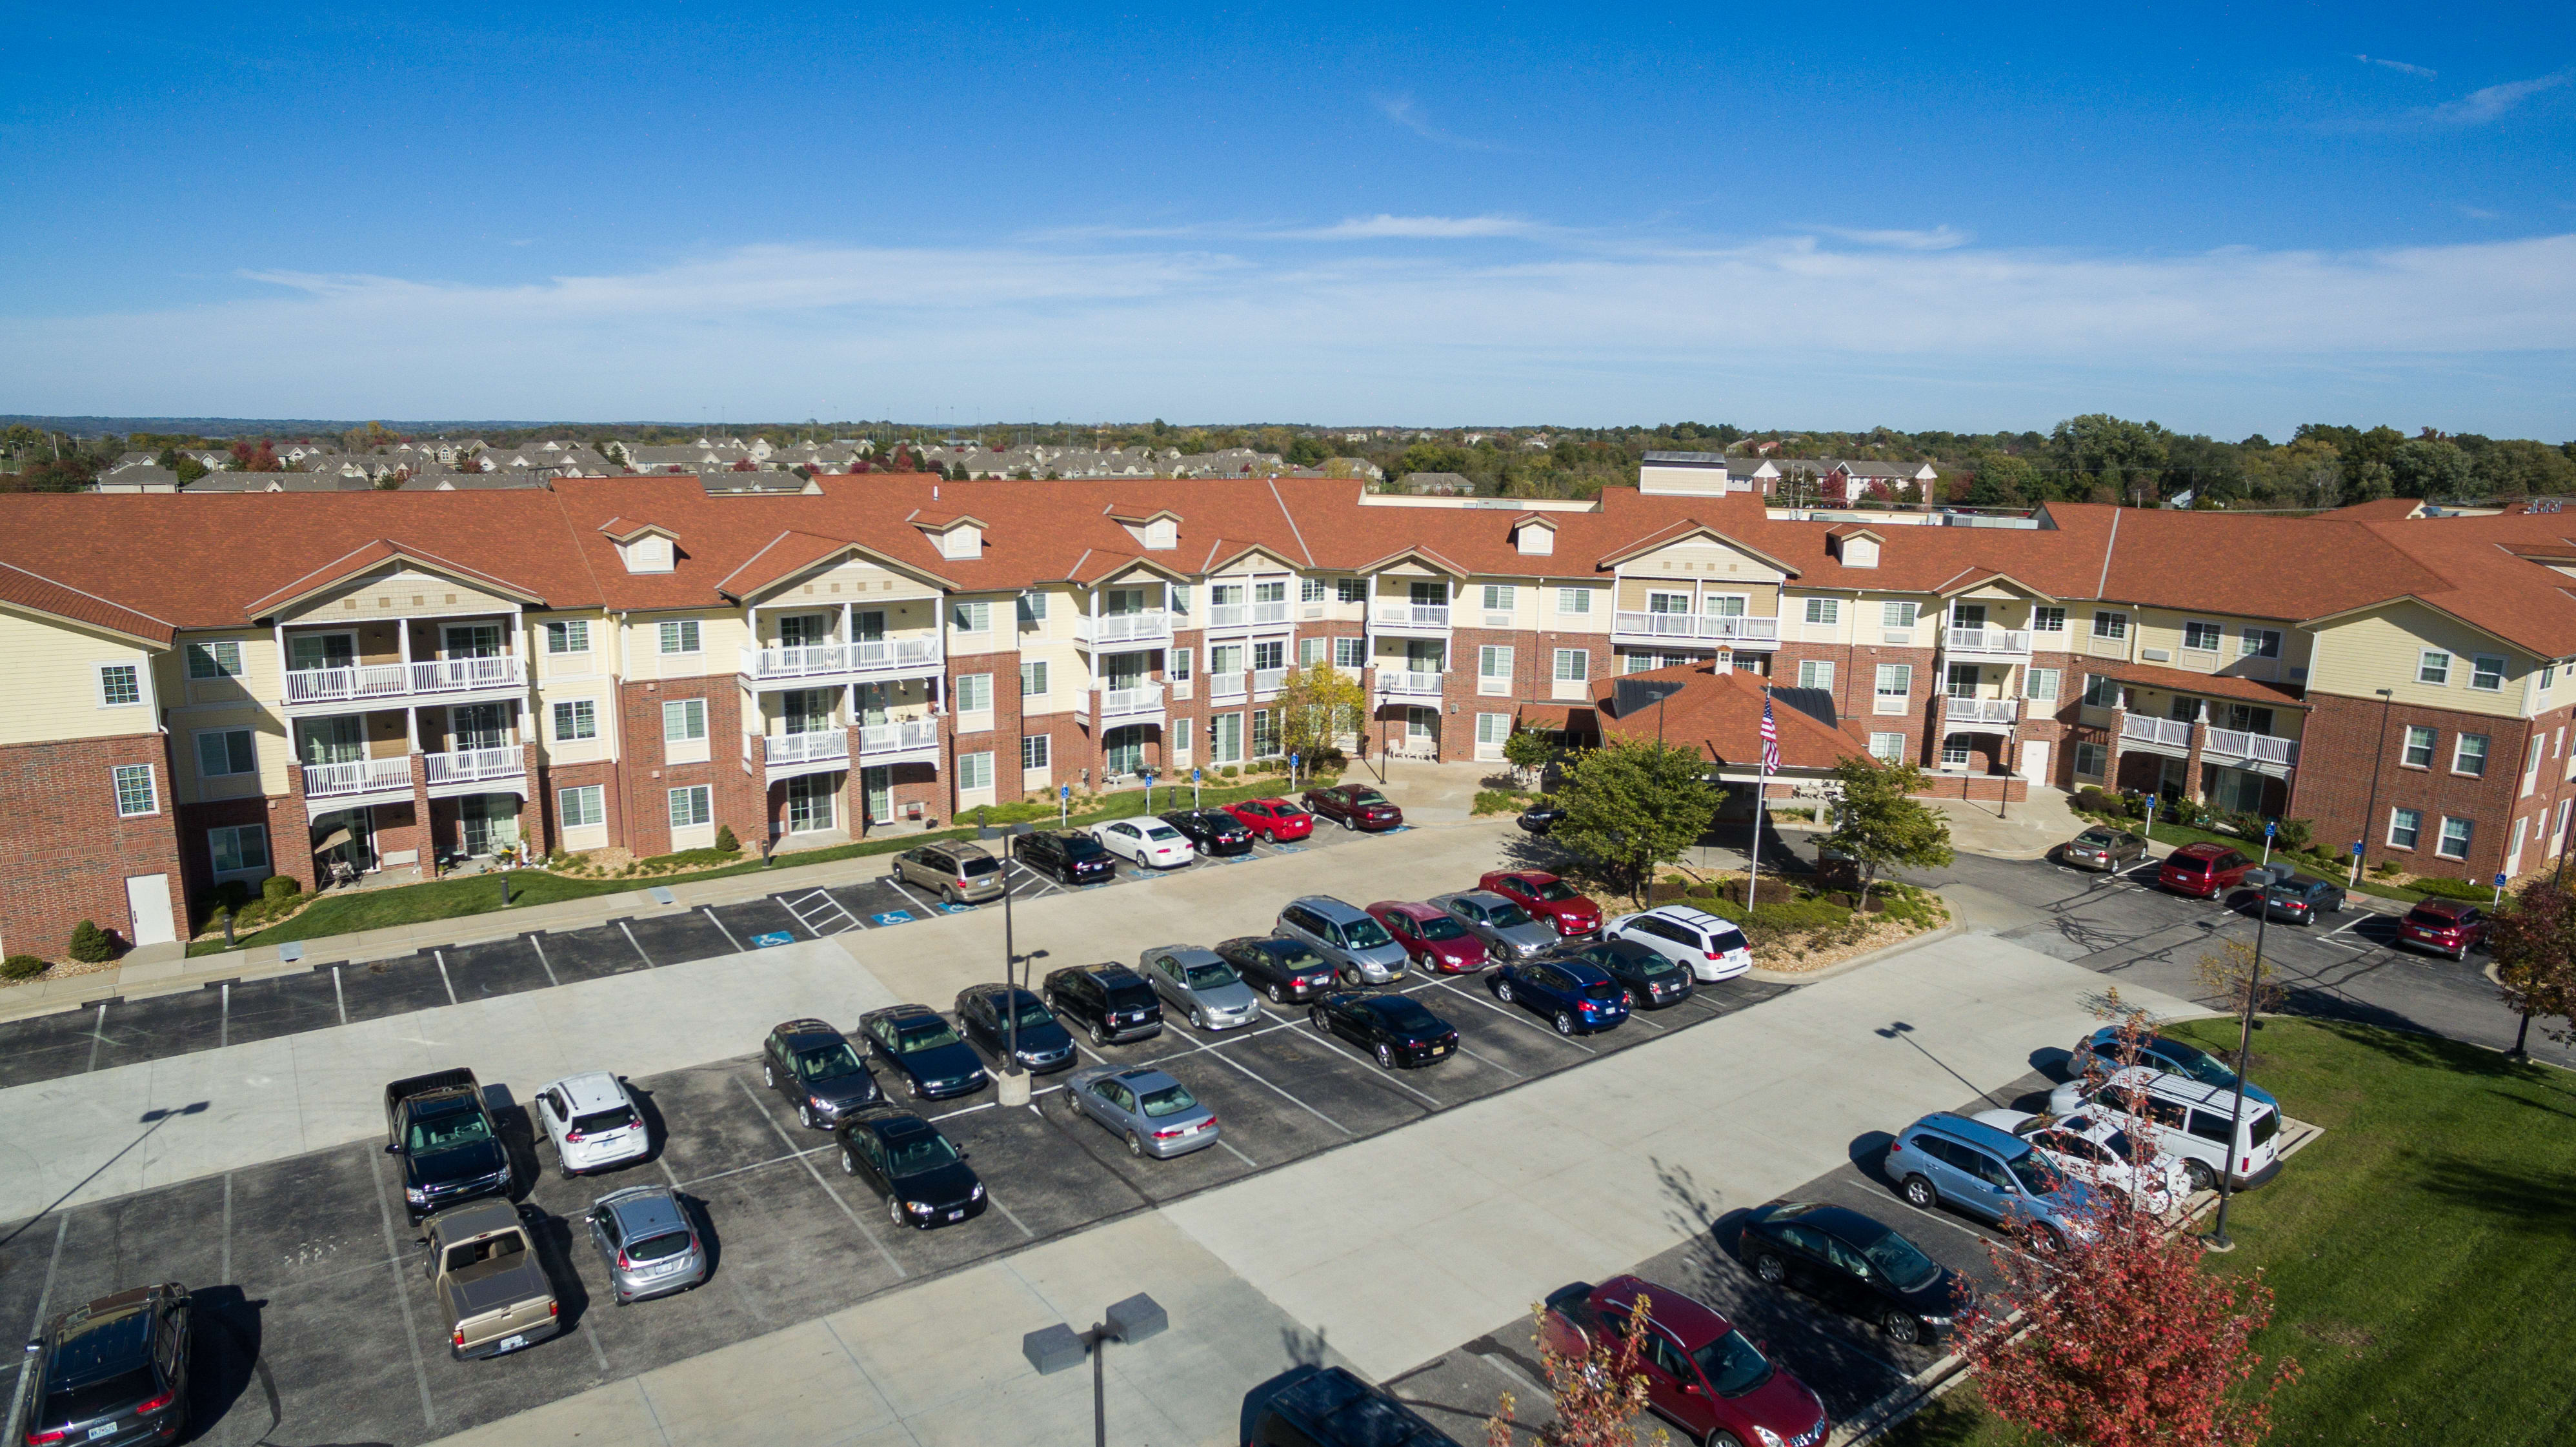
[1274, 662, 1367, 769]
[714, 823, 740, 854]
[1501, 727, 1555, 789]
[1485, 1293, 1667, 1447]
[2489, 878, 2576, 1050]
[67, 920, 115, 964]
[1553, 739, 1726, 904]
[2195, 937, 2285, 1022]
[1816, 756, 1953, 906]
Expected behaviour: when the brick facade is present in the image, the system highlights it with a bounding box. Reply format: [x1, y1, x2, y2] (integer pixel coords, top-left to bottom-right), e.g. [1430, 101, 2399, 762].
[2295, 693, 2568, 881]
[0, 733, 187, 960]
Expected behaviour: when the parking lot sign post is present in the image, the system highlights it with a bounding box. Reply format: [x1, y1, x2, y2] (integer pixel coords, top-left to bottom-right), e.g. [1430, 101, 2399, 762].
[2211, 864, 2280, 1251]
[1060, 783, 1070, 827]
[980, 822, 1039, 1106]
[1022, 1293, 1167, 1447]
[2347, 839, 2363, 886]
[1192, 767, 1201, 809]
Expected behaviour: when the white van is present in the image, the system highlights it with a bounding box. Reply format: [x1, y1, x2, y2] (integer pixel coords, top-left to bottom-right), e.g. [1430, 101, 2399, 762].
[2058, 1065, 2282, 1193]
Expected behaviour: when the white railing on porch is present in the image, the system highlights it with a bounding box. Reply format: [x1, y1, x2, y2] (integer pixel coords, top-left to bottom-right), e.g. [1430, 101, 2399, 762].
[1099, 684, 1165, 716]
[858, 720, 940, 754]
[284, 655, 525, 706]
[1373, 603, 1452, 629]
[1945, 626, 2035, 656]
[2203, 728, 2299, 769]
[1373, 669, 1444, 696]
[301, 756, 413, 800]
[425, 746, 524, 786]
[1080, 611, 1171, 645]
[764, 731, 850, 765]
[2120, 714, 2195, 749]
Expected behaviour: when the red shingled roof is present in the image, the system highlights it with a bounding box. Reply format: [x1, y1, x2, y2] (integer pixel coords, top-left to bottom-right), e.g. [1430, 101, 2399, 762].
[1593, 663, 1873, 771]
[0, 560, 174, 645]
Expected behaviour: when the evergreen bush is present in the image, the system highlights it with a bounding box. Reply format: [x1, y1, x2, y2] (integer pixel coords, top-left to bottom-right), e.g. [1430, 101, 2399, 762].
[67, 920, 114, 963]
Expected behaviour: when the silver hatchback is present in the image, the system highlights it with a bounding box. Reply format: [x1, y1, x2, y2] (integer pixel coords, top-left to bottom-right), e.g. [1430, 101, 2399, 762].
[1430, 890, 1558, 963]
[1140, 946, 1261, 1031]
[586, 1184, 707, 1305]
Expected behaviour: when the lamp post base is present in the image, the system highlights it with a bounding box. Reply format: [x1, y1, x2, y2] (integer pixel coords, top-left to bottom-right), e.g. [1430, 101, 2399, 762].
[997, 1071, 1032, 1108]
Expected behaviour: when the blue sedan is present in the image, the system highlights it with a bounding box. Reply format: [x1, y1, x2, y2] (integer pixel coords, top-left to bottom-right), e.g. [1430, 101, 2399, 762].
[1490, 957, 1629, 1036]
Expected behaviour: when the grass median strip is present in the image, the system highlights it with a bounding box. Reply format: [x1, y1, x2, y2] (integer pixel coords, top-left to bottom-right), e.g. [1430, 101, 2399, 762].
[1881, 1016, 2576, 1447]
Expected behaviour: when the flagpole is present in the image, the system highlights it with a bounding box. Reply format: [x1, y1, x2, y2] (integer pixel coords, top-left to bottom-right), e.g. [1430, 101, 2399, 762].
[1746, 685, 1773, 909]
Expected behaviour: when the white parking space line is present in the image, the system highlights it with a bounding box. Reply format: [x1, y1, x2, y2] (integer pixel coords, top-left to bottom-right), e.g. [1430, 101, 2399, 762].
[676, 1144, 830, 1191]
[780, 889, 861, 936]
[330, 968, 347, 1024]
[434, 950, 458, 1006]
[1008, 859, 1065, 898]
[1293, 1024, 1447, 1110]
[734, 1077, 909, 1278]
[1071, 1037, 1110, 1066]
[1622, 1007, 1667, 1032]
[578, 1313, 613, 1371]
[2325, 913, 2373, 938]
[930, 1100, 995, 1124]
[3, 1218, 70, 1447]
[985, 1190, 1036, 1239]
[1218, 1138, 1260, 1169]
[700, 907, 743, 952]
[527, 936, 559, 987]
[366, 1149, 438, 1429]
[1424, 976, 1598, 1055]
[619, 920, 655, 967]
[883, 876, 942, 913]
[1204, 1047, 1353, 1136]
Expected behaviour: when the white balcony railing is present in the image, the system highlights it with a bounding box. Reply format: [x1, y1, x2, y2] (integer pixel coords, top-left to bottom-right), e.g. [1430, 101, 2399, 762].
[1098, 684, 1165, 717]
[1205, 604, 1247, 628]
[1078, 611, 1172, 646]
[858, 720, 941, 755]
[1251, 600, 1291, 626]
[283, 655, 525, 707]
[301, 756, 413, 800]
[425, 746, 525, 786]
[1373, 669, 1444, 697]
[1942, 696, 2021, 726]
[1945, 626, 2035, 657]
[2204, 727, 2299, 769]
[1209, 673, 1247, 700]
[1373, 603, 1452, 630]
[763, 731, 850, 765]
[1252, 667, 1287, 696]
[2120, 714, 2195, 749]
[1611, 612, 1782, 645]
[739, 637, 940, 682]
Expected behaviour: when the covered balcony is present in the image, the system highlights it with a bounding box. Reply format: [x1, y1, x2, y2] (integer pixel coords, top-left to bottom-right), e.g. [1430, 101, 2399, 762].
[763, 729, 851, 784]
[1944, 625, 2034, 661]
[1078, 683, 1167, 727]
[425, 745, 527, 798]
[856, 718, 941, 767]
[2120, 713, 2195, 758]
[1372, 668, 1444, 701]
[1941, 695, 2021, 733]
[2202, 726, 2299, 774]
[740, 596, 944, 687]
[1609, 611, 1781, 651]
[1074, 609, 1172, 649]
[303, 755, 414, 805]
[279, 614, 528, 714]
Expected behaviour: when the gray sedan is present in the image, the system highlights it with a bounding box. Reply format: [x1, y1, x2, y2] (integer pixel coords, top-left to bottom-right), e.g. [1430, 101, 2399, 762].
[1058, 1064, 1222, 1158]
[2059, 827, 2148, 872]
[1430, 890, 1558, 963]
[586, 1184, 707, 1305]
[1140, 945, 1261, 1031]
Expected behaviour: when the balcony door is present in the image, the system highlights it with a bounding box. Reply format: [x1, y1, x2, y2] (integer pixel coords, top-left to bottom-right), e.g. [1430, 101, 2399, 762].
[854, 609, 885, 643]
[288, 632, 356, 673]
[856, 683, 891, 726]
[779, 613, 830, 649]
[1950, 603, 1987, 630]
[1702, 594, 1747, 619]
[1646, 591, 1691, 616]
[1404, 640, 1445, 673]
[1104, 725, 1149, 776]
[452, 703, 508, 752]
[786, 689, 836, 735]
[458, 794, 518, 856]
[299, 715, 365, 765]
[2219, 703, 2275, 734]
[1105, 653, 1151, 691]
[1946, 664, 1981, 699]
[787, 773, 836, 833]
[1104, 587, 1148, 617]
[443, 623, 502, 659]
[1407, 580, 1445, 607]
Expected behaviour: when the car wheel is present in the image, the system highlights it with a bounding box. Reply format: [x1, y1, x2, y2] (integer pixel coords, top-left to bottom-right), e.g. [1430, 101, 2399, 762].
[798, 1102, 818, 1129]
[942, 885, 958, 905]
[1495, 980, 1516, 1003]
[1900, 1174, 1938, 1210]
[841, 1148, 858, 1177]
[1189, 1008, 1205, 1029]
[1312, 1010, 1330, 1035]
[1553, 1011, 1575, 1036]
[763, 1062, 776, 1088]
[2031, 1224, 2066, 1255]
[889, 1195, 907, 1228]
[1267, 983, 1285, 1003]
[1706, 1432, 1746, 1447]
[1126, 1130, 1146, 1158]
[2182, 1159, 2217, 1193]
[1751, 1251, 1787, 1286]
[614, 1293, 629, 1308]
[1882, 1310, 1924, 1346]
[1341, 814, 1356, 831]
[1624, 989, 1638, 1009]
[559, 1162, 575, 1180]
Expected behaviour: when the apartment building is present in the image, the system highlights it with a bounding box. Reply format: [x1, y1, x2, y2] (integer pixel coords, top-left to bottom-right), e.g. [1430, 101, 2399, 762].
[5, 474, 2576, 962]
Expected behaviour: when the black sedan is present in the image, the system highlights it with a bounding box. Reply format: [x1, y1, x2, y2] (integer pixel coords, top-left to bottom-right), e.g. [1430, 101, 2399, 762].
[22, 1283, 192, 1447]
[1161, 808, 1254, 856]
[1016, 829, 1116, 885]
[953, 984, 1078, 1073]
[1740, 1201, 1971, 1346]
[1309, 991, 1458, 1069]
[1517, 804, 1565, 835]
[1215, 935, 1342, 1004]
[1547, 937, 1695, 1009]
[835, 1110, 986, 1229]
[857, 1005, 992, 1101]
[2058, 826, 2148, 872]
[2260, 873, 2346, 924]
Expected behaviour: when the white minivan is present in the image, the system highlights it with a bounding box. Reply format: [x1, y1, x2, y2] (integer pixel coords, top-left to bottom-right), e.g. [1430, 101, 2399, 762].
[2057, 1065, 2282, 1194]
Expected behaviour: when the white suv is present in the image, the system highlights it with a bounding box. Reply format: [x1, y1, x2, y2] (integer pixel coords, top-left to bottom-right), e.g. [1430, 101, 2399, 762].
[1600, 905, 1753, 981]
[534, 1071, 650, 1177]
[2051, 1065, 2283, 1195]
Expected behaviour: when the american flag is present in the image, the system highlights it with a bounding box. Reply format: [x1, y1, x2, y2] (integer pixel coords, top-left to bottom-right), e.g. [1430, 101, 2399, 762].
[1759, 691, 1781, 774]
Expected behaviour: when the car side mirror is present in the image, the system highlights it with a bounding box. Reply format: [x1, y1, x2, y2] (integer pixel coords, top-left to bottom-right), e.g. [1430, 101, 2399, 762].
[383, 1142, 402, 1155]
[25, 1339, 41, 1355]
[1678, 1381, 1701, 1395]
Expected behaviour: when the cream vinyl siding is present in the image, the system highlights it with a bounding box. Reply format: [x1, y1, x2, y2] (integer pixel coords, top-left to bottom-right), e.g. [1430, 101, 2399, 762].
[630, 612, 745, 681]
[0, 611, 165, 745]
[532, 611, 608, 681]
[1787, 593, 1853, 645]
[1020, 637, 1083, 717]
[276, 566, 519, 625]
[173, 708, 290, 800]
[2307, 605, 2535, 718]
[2129, 607, 2311, 681]
[178, 632, 267, 708]
[1549, 585, 1609, 634]
[946, 593, 1012, 652]
[540, 683, 612, 765]
[1863, 594, 1932, 647]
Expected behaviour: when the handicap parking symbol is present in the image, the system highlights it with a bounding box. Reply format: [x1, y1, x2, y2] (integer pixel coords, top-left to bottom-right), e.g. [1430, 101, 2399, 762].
[750, 931, 795, 948]
[1269, 842, 1305, 854]
[871, 911, 917, 926]
[938, 902, 976, 914]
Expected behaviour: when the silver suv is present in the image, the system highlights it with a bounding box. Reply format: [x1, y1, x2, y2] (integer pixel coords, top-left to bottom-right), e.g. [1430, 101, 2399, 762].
[1429, 890, 1557, 963]
[890, 842, 1006, 904]
[1275, 896, 1409, 986]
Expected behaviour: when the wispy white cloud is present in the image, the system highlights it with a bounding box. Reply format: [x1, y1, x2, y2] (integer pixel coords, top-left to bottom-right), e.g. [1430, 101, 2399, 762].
[1808, 225, 1974, 251]
[2459, 205, 2502, 219]
[1373, 95, 1502, 152]
[2419, 72, 2568, 126]
[2355, 54, 2437, 78]
[1292, 214, 1543, 240]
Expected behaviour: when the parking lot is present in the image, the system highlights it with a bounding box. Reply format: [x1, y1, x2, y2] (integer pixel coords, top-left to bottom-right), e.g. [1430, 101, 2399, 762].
[0, 873, 1793, 1445]
[0, 822, 1380, 1093]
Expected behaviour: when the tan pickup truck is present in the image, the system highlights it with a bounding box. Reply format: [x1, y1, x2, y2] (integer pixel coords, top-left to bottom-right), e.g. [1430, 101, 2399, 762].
[421, 1197, 560, 1359]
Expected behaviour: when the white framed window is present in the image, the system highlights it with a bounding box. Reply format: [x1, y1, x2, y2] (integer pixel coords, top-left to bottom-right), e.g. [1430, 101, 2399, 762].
[2454, 733, 2488, 776]
[1021, 734, 1050, 770]
[208, 824, 268, 875]
[1021, 662, 1048, 698]
[2417, 649, 2450, 685]
[952, 600, 992, 633]
[658, 619, 701, 655]
[1554, 649, 1588, 683]
[558, 784, 604, 828]
[1875, 663, 1912, 714]
[2025, 667, 2061, 703]
[959, 751, 993, 791]
[668, 785, 712, 829]
[1333, 637, 1365, 669]
[2437, 816, 2473, 860]
[2182, 620, 2223, 652]
[1251, 709, 1280, 758]
[545, 620, 592, 654]
[2033, 606, 2067, 633]
[1254, 580, 1288, 606]
[1016, 591, 1049, 624]
[1804, 597, 1841, 625]
[1881, 601, 1918, 629]
[2091, 611, 2129, 640]
[194, 727, 255, 778]
[112, 763, 156, 817]
[185, 640, 243, 678]
[2471, 655, 2507, 691]
[2083, 673, 2122, 707]
[1300, 637, 1327, 665]
[97, 663, 142, 707]
[1253, 640, 1286, 672]
[1623, 654, 1655, 674]
[1169, 584, 1190, 614]
[1941, 734, 1973, 767]
[1798, 660, 1835, 691]
[2388, 807, 2422, 849]
[2239, 628, 2281, 659]
[1476, 713, 1511, 750]
[956, 673, 993, 713]
[1210, 713, 1242, 764]
[1482, 583, 1516, 611]
[1480, 645, 1513, 680]
[1338, 578, 1367, 605]
[1170, 647, 1192, 682]
[1556, 586, 1593, 614]
[554, 700, 597, 741]
[2543, 662, 2559, 692]
[2074, 740, 2108, 777]
[2402, 725, 2436, 768]
[1869, 732, 1906, 762]
[1301, 577, 1328, 603]
[662, 698, 707, 744]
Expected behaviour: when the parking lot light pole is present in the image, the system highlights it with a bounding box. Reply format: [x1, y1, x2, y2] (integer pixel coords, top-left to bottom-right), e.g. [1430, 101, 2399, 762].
[1022, 1293, 1167, 1447]
[2209, 865, 2277, 1251]
[980, 822, 1038, 1106]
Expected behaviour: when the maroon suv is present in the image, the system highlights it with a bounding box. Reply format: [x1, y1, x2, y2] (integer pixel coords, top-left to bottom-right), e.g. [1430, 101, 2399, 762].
[2158, 842, 2253, 898]
[2399, 898, 2487, 959]
[1540, 1275, 1830, 1447]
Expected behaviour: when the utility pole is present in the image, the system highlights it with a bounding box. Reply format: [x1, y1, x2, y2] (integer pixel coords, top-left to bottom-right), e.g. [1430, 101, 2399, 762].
[2208, 862, 2276, 1251]
[2351, 688, 2395, 886]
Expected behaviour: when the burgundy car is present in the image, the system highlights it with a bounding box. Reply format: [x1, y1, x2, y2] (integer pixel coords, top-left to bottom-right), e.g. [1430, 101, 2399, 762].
[1367, 900, 1487, 973]
[1540, 1276, 1830, 1447]
[1225, 796, 1315, 842]
[2398, 898, 2487, 959]
[2157, 842, 2253, 898]
[1478, 869, 1603, 938]
[1302, 783, 1404, 831]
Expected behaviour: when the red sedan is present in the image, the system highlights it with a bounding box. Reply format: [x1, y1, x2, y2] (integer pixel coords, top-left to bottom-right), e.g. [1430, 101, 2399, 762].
[1367, 900, 1488, 973]
[1540, 1275, 1830, 1447]
[2398, 898, 2488, 959]
[2157, 842, 2253, 898]
[1225, 796, 1314, 842]
[1478, 869, 1603, 938]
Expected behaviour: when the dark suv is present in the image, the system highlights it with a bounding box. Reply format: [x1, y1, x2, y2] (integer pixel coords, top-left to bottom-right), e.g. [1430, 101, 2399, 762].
[22, 1283, 192, 1447]
[761, 1018, 884, 1129]
[1243, 1365, 1462, 1447]
[1018, 829, 1116, 885]
[1042, 962, 1165, 1044]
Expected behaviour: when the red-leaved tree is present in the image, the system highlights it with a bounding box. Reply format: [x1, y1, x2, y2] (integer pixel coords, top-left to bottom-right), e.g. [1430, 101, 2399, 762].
[1486, 1294, 1666, 1447]
[2488, 878, 2576, 1052]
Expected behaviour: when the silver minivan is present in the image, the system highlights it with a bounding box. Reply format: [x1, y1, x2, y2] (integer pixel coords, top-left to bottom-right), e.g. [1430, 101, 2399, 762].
[890, 842, 1007, 904]
[1276, 896, 1409, 986]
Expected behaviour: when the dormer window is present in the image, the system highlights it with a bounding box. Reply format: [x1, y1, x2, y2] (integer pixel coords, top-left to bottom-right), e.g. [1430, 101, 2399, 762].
[598, 520, 679, 574]
[1513, 517, 1556, 556]
[1109, 508, 1182, 551]
[1827, 527, 1882, 569]
[941, 523, 982, 560]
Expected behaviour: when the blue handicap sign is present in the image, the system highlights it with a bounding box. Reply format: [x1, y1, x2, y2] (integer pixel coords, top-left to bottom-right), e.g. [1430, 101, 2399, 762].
[1193, 768, 1202, 782]
[2264, 819, 2277, 837]
[871, 911, 916, 927]
[2350, 841, 2364, 856]
[2495, 873, 2509, 888]
[1062, 784, 1072, 800]
[750, 931, 795, 949]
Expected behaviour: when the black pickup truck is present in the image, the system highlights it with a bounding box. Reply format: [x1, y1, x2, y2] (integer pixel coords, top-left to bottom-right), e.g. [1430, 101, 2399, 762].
[385, 1068, 513, 1224]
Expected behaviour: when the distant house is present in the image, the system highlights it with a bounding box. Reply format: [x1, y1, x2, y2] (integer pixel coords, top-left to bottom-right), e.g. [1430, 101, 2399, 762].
[1824, 461, 1940, 503]
[94, 461, 179, 493]
[1394, 471, 1476, 496]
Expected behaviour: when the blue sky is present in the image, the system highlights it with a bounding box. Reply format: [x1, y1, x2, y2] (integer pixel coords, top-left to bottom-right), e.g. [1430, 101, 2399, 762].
[3, 1, 2571, 436]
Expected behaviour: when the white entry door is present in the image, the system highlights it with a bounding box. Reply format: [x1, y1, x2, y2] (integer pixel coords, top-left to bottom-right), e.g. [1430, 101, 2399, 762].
[125, 875, 176, 946]
[2018, 740, 2051, 784]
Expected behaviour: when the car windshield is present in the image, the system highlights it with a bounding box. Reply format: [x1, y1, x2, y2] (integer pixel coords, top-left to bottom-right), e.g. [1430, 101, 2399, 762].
[1143, 825, 1184, 842]
[1418, 915, 1469, 941]
[1343, 916, 1394, 949]
[1253, 940, 1323, 969]
[1374, 998, 1442, 1033]
[1063, 836, 1107, 858]
[2153, 1038, 2239, 1088]
[572, 1105, 638, 1134]
[2005, 1147, 2061, 1195]
[894, 1019, 963, 1052]
[1707, 926, 1749, 953]
[1858, 1229, 1943, 1291]
[2404, 906, 2460, 927]
[1105, 984, 1158, 1012]
[1182, 960, 1240, 989]
[1629, 952, 1682, 975]
[1486, 902, 1534, 928]
[1527, 879, 1580, 902]
[1138, 1082, 1200, 1117]
[884, 1132, 962, 1175]
[797, 1043, 869, 1082]
[408, 1106, 492, 1154]
[960, 856, 1000, 876]
[2075, 829, 2118, 846]
[1691, 1330, 1775, 1399]
[42, 1311, 152, 1397]
[1350, 791, 1389, 807]
[624, 1228, 693, 1261]
[1007, 997, 1054, 1028]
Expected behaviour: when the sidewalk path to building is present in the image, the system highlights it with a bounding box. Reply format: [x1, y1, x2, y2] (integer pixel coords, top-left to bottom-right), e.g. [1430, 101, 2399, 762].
[419, 935, 2195, 1447]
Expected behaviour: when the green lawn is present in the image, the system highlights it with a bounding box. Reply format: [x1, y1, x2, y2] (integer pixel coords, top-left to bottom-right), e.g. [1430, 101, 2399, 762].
[185, 771, 1348, 956]
[1885, 1017, 2576, 1446]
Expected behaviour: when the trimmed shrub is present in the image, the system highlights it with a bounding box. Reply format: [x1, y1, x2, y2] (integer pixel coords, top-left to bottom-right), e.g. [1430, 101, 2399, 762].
[261, 873, 301, 905]
[1220, 765, 1240, 778]
[714, 824, 740, 853]
[67, 920, 114, 963]
[2408, 874, 2493, 902]
[2, 955, 48, 982]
